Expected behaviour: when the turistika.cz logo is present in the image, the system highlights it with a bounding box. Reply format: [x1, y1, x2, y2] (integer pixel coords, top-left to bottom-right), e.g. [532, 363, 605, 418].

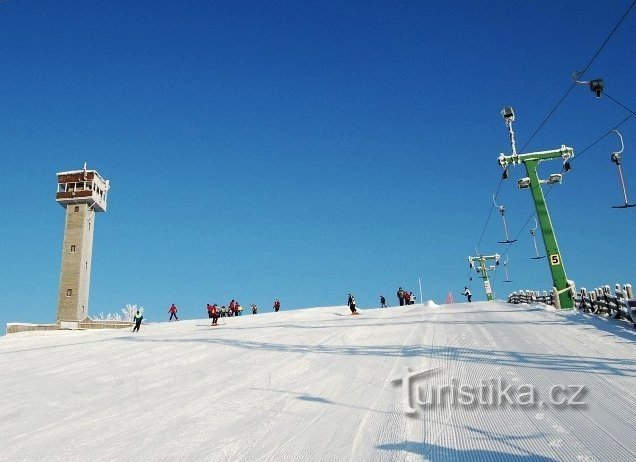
[391, 366, 588, 416]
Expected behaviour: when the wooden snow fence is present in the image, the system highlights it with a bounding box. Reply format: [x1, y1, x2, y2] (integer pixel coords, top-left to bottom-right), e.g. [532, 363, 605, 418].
[508, 283, 636, 328]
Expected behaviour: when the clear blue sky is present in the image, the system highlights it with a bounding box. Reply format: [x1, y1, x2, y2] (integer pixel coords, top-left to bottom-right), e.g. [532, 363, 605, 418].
[1, 1, 635, 332]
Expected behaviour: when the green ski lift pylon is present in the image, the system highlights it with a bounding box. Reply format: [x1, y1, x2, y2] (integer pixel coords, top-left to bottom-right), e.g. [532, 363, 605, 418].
[468, 253, 500, 301]
[610, 130, 636, 209]
[493, 194, 517, 244]
[530, 217, 546, 260]
[497, 106, 575, 309]
[502, 255, 512, 283]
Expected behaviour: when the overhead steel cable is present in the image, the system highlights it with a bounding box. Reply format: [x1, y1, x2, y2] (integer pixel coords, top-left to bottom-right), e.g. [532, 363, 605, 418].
[497, 111, 636, 261]
[471, 0, 636, 259]
[520, 0, 636, 153]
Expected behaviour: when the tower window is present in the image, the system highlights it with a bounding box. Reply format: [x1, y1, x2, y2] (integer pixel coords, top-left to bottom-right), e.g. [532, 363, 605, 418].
[70, 245, 76, 253]
[66, 289, 73, 297]
[74, 206, 79, 213]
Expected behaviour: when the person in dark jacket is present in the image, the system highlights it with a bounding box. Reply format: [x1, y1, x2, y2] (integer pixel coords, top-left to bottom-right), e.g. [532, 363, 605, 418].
[348, 294, 359, 315]
[380, 295, 387, 308]
[132, 310, 143, 332]
[397, 287, 405, 306]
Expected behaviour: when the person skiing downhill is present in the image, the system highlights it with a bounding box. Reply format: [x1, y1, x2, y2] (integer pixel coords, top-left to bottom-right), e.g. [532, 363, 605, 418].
[462, 287, 472, 302]
[168, 304, 179, 321]
[132, 310, 143, 332]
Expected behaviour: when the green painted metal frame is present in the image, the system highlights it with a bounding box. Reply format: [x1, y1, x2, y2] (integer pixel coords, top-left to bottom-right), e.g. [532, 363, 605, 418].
[498, 145, 575, 309]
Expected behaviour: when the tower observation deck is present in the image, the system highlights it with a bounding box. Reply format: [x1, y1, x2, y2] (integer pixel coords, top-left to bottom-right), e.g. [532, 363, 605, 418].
[55, 164, 109, 323]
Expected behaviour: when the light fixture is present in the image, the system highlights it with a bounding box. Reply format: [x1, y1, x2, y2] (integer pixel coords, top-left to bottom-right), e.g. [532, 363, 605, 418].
[589, 79, 604, 98]
[517, 177, 531, 189]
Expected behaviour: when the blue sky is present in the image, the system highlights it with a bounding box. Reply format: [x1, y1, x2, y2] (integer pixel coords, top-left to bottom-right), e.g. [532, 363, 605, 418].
[1, 0, 635, 331]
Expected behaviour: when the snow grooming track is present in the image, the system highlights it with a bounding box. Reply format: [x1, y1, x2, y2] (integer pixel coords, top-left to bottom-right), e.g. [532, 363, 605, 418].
[1, 302, 635, 461]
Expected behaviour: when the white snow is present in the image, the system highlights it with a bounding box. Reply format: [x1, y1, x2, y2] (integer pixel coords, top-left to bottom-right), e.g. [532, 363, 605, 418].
[1, 302, 635, 462]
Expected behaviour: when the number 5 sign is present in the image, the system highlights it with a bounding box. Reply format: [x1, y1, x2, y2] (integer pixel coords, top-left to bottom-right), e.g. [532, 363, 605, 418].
[550, 254, 560, 266]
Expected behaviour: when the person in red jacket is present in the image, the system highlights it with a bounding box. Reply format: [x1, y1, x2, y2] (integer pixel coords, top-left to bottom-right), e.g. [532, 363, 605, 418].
[403, 291, 411, 305]
[210, 304, 219, 326]
[228, 299, 236, 317]
[168, 303, 179, 321]
[206, 304, 214, 319]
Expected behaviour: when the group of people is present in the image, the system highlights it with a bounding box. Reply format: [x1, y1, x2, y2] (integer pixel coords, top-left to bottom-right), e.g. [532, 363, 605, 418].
[132, 299, 283, 332]
[396, 287, 416, 306]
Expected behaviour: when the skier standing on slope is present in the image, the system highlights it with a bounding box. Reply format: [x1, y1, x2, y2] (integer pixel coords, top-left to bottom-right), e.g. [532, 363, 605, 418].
[132, 310, 143, 332]
[273, 300, 281, 312]
[380, 295, 387, 308]
[462, 287, 472, 302]
[168, 304, 179, 321]
[404, 291, 411, 305]
[251, 304, 258, 314]
[397, 287, 405, 306]
[348, 294, 359, 315]
[210, 304, 219, 326]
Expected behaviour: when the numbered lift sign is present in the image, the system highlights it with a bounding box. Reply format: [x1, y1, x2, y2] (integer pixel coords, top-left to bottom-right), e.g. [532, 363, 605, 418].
[550, 254, 561, 266]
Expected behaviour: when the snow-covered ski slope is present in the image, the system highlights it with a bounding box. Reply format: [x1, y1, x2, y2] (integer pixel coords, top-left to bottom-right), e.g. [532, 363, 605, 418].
[1, 302, 635, 462]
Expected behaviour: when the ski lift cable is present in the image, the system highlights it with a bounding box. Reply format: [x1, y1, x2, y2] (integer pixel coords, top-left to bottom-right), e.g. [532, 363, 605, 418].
[469, 1, 635, 262]
[604, 92, 636, 116]
[474, 177, 504, 254]
[496, 114, 635, 261]
[519, 0, 636, 153]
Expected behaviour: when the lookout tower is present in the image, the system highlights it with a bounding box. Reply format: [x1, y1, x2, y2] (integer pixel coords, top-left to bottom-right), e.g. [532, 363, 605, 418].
[55, 163, 109, 323]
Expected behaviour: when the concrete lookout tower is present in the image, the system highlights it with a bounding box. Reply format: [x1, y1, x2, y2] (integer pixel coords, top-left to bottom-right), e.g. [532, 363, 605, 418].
[55, 163, 109, 323]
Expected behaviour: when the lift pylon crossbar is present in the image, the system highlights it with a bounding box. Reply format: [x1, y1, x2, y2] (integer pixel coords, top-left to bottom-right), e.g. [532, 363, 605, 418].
[498, 145, 575, 309]
[468, 254, 500, 301]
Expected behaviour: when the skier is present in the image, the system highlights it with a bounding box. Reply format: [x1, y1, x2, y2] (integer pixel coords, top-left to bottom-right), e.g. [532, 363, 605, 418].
[348, 294, 359, 315]
[380, 295, 387, 308]
[237, 304, 243, 316]
[251, 304, 258, 315]
[210, 304, 219, 326]
[206, 304, 214, 319]
[397, 287, 405, 306]
[273, 299, 281, 312]
[168, 303, 179, 321]
[221, 306, 227, 317]
[132, 310, 143, 332]
[404, 291, 412, 305]
[462, 287, 472, 302]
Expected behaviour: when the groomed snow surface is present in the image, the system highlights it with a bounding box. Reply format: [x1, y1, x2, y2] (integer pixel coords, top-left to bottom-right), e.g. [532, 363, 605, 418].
[1, 302, 635, 462]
